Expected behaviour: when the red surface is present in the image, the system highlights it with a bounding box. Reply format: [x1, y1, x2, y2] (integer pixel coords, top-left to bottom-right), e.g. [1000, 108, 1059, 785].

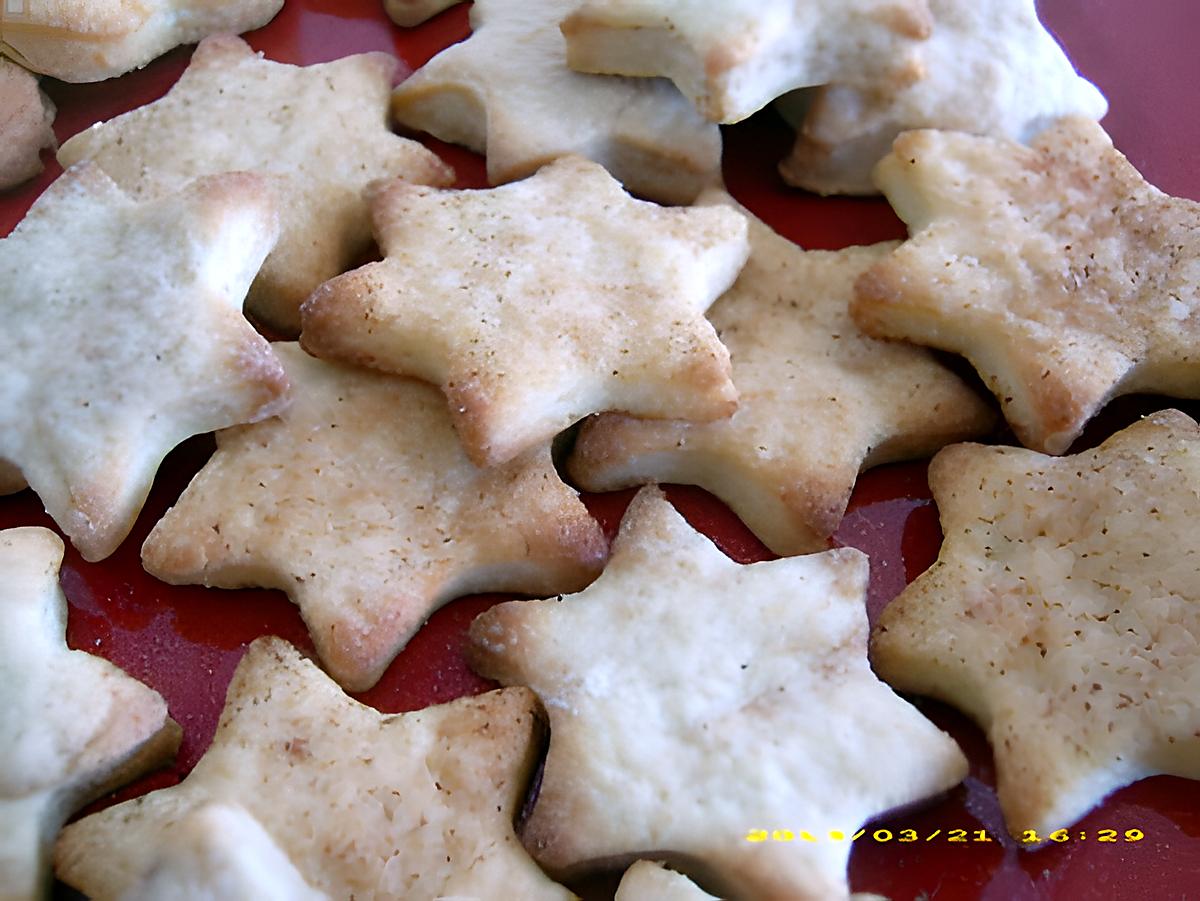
[2, 1, 1198, 898]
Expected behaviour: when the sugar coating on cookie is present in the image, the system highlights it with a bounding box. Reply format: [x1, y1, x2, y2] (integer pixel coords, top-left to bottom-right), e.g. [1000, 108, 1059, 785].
[301, 156, 748, 467]
[58, 35, 454, 334]
[561, 0, 933, 123]
[780, 0, 1107, 195]
[0, 0, 284, 82]
[142, 343, 607, 691]
[0, 527, 179, 901]
[470, 488, 967, 899]
[873, 410, 1200, 837]
[854, 117, 1200, 455]
[0, 163, 288, 561]
[570, 189, 994, 556]
[55, 637, 573, 901]
[391, 0, 722, 204]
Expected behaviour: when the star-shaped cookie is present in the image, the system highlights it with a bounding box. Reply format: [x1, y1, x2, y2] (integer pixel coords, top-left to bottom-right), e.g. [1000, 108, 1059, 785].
[58, 35, 454, 334]
[1, 527, 180, 901]
[0, 162, 288, 561]
[0, 59, 56, 190]
[873, 410, 1200, 837]
[0, 0, 283, 82]
[561, 0, 933, 123]
[569, 190, 994, 556]
[469, 489, 967, 899]
[301, 155, 748, 467]
[853, 117, 1200, 455]
[55, 637, 573, 901]
[142, 343, 607, 691]
[780, 0, 1107, 195]
[391, 0, 722, 204]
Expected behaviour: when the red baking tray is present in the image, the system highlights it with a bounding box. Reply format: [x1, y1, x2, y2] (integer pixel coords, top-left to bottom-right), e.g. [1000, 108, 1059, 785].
[2, 1, 1198, 898]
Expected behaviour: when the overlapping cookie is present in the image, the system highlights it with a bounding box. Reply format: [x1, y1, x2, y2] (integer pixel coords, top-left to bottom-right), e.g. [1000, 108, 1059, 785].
[0, 59, 55, 190]
[0, 0, 283, 82]
[58, 35, 453, 334]
[570, 190, 994, 556]
[854, 117, 1200, 454]
[561, 0, 933, 123]
[121, 805, 327, 901]
[0, 162, 288, 561]
[1, 527, 179, 901]
[301, 156, 748, 467]
[143, 343, 607, 691]
[56, 638, 573, 900]
[873, 410, 1200, 837]
[391, 0, 722, 204]
[780, 0, 1107, 194]
[470, 489, 967, 899]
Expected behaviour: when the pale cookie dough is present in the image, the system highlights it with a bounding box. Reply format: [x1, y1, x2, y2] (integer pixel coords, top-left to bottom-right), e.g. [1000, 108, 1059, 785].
[391, 0, 721, 204]
[301, 156, 749, 467]
[143, 344, 606, 691]
[55, 638, 574, 901]
[561, 0, 933, 123]
[615, 861, 719, 900]
[120, 804, 327, 901]
[58, 35, 453, 334]
[0, 0, 284, 82]
[780, 0, 1107, 195]
[470, 489, 967, 900]
[1, 527, 179, 901]
[854, 117, 1200, 455]
[0, 163, 288, 561]
[873, 410, 1200, 838]
[570, 190, 993, 555]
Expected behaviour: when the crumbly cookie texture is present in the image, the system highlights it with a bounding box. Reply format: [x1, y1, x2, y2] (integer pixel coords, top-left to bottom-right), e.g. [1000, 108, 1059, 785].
[873, 410, 1200, 837]
[0, 163, 288, 561]
[569, 189, 993, 556]
[853, 117, 1200, 455]
[0, 60, 56, 189]
[143, 343, 606, 692]
[0, 527, 179, 901]
[615, 860, 719, 901]
[561, 0, 933, 123]
[383, 0, 462, 27]
[58, 35, 453, 335]
[301, 156, 748, 468]
[0, 0, 283, 82]
[55, 637, 574, 901]
[470, 488, 967, 900]
[780, 0, 1107, 195]
[391, 0, 722, 204]
[121, 804, 327, 901]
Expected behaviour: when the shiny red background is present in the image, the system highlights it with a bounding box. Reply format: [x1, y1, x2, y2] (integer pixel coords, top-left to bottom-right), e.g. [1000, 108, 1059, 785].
[2, 1, 1197, 898]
